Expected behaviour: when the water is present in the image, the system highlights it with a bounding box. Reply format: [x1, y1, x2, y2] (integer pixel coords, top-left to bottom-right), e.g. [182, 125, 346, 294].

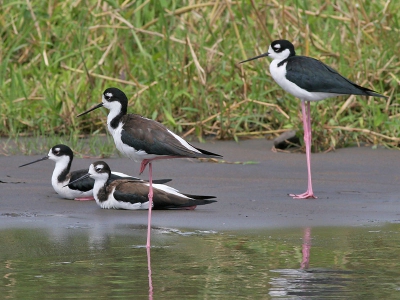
[1, 224, 400, 299]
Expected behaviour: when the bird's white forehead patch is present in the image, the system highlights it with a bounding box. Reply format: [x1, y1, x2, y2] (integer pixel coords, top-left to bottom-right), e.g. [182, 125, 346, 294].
[95, 164, 104, 171]
[104, 92, 113, 100]
[54, 147, 60, 152]
[273, 44, 281, 50]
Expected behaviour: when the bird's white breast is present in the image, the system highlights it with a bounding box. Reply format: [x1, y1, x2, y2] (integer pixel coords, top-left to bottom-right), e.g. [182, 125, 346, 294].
[51, 162, 92, 199]
[93, 184, 150, 210]
[270, 59, 340, 101]
[109, 120, 171, 162]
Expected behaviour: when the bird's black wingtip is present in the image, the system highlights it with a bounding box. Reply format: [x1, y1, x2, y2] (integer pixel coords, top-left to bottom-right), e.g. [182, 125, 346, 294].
[183, 194, 217, 200]
[196, 147, 223, 159]
[367, 91, 388, 99]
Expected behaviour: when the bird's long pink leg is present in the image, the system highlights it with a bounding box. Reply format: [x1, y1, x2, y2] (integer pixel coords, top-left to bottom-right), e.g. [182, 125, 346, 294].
[146, 162, 153, 248]
[140, 159, 151, 175]
[140, 156, 180, 175]
[290, 101, 317, 199]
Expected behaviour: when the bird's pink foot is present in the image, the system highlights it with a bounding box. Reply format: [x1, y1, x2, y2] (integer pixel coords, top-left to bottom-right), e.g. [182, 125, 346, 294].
[74, 196, 95, 201]
[140, 160, 151, 175]
[289, 191, 317, 199]
[179, 206, 197, 210]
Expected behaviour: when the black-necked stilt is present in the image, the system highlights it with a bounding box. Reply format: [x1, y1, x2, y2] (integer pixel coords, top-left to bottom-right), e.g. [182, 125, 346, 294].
[67, 161, 217, 210]
[240, 40, 387, 199]
[77, 87, 222, 247]
[19, 144, 171, 200]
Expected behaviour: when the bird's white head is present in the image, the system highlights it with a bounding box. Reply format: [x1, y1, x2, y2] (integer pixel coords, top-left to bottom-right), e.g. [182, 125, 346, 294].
[240, 39, 296, 64]
[102, 88, 128, 113]
[48, 145, 73, 168]
[19, 144, 73, 168]
[89, 161, 112, 181]
[267, 40, 296, 60]
[77, 87, 128, 118]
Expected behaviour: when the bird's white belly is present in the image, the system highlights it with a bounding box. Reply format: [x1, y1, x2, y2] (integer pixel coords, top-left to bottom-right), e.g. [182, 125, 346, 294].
[270, 60, 341, 101]
[95, 187, 150, 210]
[109, 122, 161, 162]
[51, 178, 92, 199]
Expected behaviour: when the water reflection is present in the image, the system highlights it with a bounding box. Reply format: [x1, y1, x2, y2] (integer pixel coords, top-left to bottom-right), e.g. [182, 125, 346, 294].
[1, 224, 400, 298]
[301, 227, 311, 270]
[268, 227, 355, 299]
[147, 247, 153, 300]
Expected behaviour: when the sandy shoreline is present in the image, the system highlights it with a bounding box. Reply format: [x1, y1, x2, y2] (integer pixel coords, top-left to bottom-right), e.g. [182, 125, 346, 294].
[1, 139, 399, 232]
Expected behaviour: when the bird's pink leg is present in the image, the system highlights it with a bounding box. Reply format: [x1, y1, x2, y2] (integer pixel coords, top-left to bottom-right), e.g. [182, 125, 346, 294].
[140, 156, 180, 175]
[146, 162, 153, 249]
[140, 159, 151, 175]
[290, 101, 317, 199]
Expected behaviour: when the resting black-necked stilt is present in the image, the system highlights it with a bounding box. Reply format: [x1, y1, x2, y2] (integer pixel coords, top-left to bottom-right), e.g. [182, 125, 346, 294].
[240, 40, 387, 199]
[67, 161, 217, 210]
[77, 88, 222, 247]
[19, 144, 171, 200]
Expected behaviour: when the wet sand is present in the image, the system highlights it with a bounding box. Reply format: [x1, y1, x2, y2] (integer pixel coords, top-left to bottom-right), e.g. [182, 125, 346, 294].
[1, 139, 399, 231]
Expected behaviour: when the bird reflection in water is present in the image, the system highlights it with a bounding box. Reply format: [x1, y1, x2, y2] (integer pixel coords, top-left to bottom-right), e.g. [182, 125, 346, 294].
[301, 227, 311, 269]
[147, 247, 153, 300]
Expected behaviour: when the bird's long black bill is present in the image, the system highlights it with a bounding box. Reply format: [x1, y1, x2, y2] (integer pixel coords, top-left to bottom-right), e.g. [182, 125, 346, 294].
[77, 103, 103, 117]
[19, 156, 49, 168]
[239, 52, 269, 64]
[64, 173, 91, 187]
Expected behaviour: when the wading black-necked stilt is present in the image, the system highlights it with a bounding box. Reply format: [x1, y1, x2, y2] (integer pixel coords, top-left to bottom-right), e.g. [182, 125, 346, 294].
[240, 40, 387, 199]
[67, 161, 217, 210]
[19, 144, 171, 200]
[77, 88, 222, 247]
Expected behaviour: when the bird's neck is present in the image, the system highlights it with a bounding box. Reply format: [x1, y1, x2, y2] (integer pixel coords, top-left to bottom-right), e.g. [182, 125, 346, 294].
[107, 108, 126, 130]
[53, 158, 71, 185]
[93, 179, 108, 203]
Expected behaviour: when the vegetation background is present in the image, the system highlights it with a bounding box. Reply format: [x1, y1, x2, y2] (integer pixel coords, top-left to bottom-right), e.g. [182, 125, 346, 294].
[1, 0, 399, 155]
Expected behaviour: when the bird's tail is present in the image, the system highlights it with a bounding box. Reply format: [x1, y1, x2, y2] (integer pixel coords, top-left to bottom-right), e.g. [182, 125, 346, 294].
[365, 89, 387, 99]
[174, 198, 217, 209]
[157, 195, 217, 210]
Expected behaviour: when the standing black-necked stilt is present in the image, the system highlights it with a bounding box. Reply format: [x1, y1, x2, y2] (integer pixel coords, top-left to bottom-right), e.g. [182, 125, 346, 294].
[240, 40, 387, 199]
[77, 88, 222, 247]
[67, 161, 217, 210]
[19, 144, 171, 200]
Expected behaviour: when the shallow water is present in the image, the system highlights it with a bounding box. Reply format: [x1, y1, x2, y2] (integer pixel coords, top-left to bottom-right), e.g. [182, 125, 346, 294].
[1, 224, 400, 299]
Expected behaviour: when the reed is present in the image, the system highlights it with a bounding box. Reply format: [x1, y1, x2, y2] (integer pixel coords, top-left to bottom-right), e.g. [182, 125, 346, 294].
[1, 0, 398, 154]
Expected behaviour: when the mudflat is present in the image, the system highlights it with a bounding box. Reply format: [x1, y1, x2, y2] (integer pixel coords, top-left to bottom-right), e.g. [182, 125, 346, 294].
[1, 139, 399, 231]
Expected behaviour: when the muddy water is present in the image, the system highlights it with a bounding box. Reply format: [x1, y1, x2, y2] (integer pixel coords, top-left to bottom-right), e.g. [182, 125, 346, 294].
[0, 224, 400, 299]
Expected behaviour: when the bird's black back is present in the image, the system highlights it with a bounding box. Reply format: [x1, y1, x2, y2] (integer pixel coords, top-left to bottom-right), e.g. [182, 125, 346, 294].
[285, 56, 386, 98]
[68, 169, 95, 192]
[120, 114, 222, 158]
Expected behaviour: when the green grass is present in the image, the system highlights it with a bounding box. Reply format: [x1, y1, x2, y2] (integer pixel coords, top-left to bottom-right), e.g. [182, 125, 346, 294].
[0, 134, 116, 157]
[0, 0, 399, 154]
